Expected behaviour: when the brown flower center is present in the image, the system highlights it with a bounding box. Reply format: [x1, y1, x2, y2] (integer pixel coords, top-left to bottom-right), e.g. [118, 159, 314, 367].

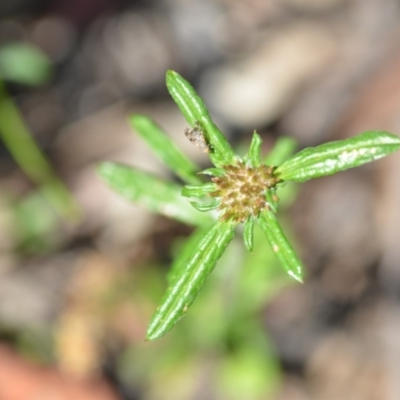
[209, 161, 279, 223]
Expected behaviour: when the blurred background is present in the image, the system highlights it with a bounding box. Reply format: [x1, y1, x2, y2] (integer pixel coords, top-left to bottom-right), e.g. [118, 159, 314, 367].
[0, 0, 400, 399]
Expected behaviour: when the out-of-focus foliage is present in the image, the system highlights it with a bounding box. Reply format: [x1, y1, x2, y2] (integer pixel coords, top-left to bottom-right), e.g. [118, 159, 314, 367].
[0, 42, 52, 85]
[0, 43, 80, 222]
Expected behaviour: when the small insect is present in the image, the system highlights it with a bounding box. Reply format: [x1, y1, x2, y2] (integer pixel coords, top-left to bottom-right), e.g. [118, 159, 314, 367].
[184, 122, 210, 153]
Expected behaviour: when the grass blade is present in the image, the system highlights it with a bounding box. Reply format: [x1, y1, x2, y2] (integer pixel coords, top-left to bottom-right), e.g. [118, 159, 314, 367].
[0, 80, 80, 221]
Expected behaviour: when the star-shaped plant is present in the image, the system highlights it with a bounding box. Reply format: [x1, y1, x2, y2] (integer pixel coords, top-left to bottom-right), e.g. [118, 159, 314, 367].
[99, 70, 400, 341]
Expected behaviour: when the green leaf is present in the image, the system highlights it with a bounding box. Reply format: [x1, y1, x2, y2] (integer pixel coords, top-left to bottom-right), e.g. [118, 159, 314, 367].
[190, 198, 220, 212]
[166, 70, 235, 168]
[258, 209, 303, 283]
[198, 167, 225, 177]
[98, 162, 212, 226]
[129, 114, 201, 185]
[181, 182, 216, 198]
[146, 220, 235, 340]
[276, 131, 400, 182]
[265, 190, 279, 213]
[246, 131, 262, 167]
[0, 81, 80, 221]
[243, 217, 254, 252]
[263, 136, 298, 166]
[167, 225, 212, 284]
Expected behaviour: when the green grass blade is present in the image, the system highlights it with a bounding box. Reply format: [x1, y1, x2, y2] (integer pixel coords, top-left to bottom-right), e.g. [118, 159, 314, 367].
[276, 131, 400, 182]
[0, 80, 81, 221]
[146, 220, 235, 340]
[258, 209, 303, 282]
[129, 114, 201, 185]
[98, 162, 212, 226]
[166, 70, 235, 167]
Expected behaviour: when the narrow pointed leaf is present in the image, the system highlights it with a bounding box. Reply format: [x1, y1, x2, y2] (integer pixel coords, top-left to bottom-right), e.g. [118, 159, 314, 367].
[198, 167, 225, 177]
[243, 217, 254, 252]
[265, 189, 279, 213]
[166, 70, 235, 167]
[181, 182, 216, 198]
[167, 225, 212, 284]
[98, 162, 212, 226]
[146, 220, 235, 340]
[258, 209, 303, 282]
[247, 131, 262, 167]
[276, 131, 400, 182]
[129, 114, 201, 185]
[190, 198, 220, 212]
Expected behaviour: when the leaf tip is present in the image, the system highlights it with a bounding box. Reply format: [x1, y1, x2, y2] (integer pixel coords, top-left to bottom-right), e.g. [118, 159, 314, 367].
[145, 322, 159, 341]
[128, 113, 144, 126]
[166, 69, 178, 82]
[288, 269, 304, 283]
[145, 332, 157, 341]
[96, 161, 114, 178]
